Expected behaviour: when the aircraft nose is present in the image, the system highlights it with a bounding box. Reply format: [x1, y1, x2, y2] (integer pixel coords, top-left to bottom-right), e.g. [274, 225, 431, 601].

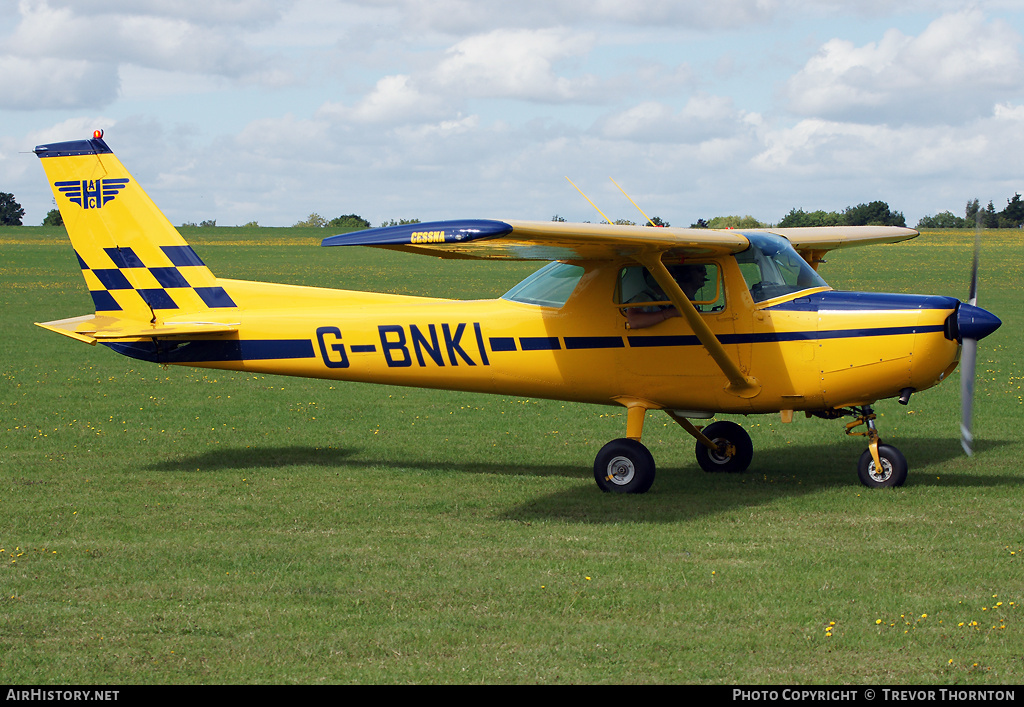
[956, 303, 1001, 342]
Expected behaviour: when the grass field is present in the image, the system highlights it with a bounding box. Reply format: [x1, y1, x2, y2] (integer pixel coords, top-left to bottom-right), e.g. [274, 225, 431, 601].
[1, 225, 1022, 684]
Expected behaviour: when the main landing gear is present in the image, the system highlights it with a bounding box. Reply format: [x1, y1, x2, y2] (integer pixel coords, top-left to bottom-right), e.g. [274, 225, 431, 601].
[593, 438, 657, 494]
[593, 403, 908, 494]
[592, 408, 754, 494]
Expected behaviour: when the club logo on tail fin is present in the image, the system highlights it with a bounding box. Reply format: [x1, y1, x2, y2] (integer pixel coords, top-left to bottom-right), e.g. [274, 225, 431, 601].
[54, 178, 130, 209]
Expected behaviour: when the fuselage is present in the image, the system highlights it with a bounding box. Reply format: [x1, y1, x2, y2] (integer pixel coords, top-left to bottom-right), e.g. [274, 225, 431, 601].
[104, 251, 965, 416]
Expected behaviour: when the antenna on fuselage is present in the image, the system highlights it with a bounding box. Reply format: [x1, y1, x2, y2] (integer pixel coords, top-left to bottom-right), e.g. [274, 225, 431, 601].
[565, 177, 614, 225]
[609, 178, 658, 227]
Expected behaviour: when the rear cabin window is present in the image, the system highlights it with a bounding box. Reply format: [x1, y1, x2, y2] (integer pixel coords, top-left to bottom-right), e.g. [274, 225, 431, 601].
[502, 262, 585, 308]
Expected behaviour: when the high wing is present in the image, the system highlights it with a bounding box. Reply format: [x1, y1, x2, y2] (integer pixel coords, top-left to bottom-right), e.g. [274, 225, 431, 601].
[322, 219, 748, 260]
[321, 219, 918, 263]
[761, 225, 919, 270]
[766, 225, 919, 250]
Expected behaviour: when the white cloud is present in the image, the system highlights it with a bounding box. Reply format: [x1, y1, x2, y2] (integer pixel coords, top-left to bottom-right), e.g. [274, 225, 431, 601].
[2, 0, 293, 109]
[30, 0, 287, 29]
[431, 28, 600, 102]
[0, 56, 119, 109]
[783, 10, 1024, 124]
[374, 0, 785, 34]
[314, 27, 605, 126]
[332, 74, 448, 124]
[596, 95, 753, 144]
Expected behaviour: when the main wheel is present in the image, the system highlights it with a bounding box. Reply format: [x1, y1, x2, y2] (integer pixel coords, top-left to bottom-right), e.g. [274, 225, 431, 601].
[857, 444, 908, 488]
[594, 438, 656, 494]
[695, 420, 754, 473]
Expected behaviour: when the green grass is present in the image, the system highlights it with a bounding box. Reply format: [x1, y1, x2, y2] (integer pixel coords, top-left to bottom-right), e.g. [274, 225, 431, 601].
[1, 226, 1022, 684]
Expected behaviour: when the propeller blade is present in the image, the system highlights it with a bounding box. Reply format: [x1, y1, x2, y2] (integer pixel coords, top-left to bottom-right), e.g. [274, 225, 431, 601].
[961, 219, 982, 456]
[960, 335, 977, 456]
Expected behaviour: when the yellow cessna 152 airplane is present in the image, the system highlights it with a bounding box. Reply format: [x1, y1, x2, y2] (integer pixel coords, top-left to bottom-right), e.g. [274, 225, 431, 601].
[34, 133, 1001, 493]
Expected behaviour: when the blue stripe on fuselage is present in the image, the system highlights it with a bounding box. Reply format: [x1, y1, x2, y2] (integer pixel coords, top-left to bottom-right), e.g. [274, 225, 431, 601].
[104, 339, 315, 363]
[626, 325, 944, 349]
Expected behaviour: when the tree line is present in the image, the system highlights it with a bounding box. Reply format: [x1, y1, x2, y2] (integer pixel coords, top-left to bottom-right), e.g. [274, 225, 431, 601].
[774, 201, 907, 228]
[4, 188, 1023, 231]
[0, 194, 398, 230]
[708, 195, 1024, 230]
[917, 196, 1024, 229]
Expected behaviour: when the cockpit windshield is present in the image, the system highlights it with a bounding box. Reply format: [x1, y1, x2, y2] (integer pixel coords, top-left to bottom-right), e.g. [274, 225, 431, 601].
[502, 261, 585, 307]
[734, 233, 828, 303]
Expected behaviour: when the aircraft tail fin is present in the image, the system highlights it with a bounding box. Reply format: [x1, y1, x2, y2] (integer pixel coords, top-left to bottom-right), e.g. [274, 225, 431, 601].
[34, 135, 237, 327]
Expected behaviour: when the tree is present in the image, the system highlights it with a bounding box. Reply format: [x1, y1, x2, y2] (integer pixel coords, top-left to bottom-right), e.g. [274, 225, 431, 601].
[42, 208, 64, 227]
[380, 218, 421, 227]
[777, 208, 844, 227]
[0, 192, 25, 226]
[916, 211, 965, 229]
[294, 212, 327, 228]
[551, 214, 566, 222]
[982, 200, 999, 229]
[326, 214, 370, 230]
[690, 218, 709, 228]
[965, 198, 980, 226]
[645, 216, 670, 227]
[844, 201, 905, 227]
[707, 215, 765, 229]
[999, 193, 1024, 228]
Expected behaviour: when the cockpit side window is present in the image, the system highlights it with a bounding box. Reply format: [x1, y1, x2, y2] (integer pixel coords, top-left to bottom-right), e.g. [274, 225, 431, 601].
[734, 233, 827, 303]
[615, 262, 725, 313]
[502, 261, 585, 307]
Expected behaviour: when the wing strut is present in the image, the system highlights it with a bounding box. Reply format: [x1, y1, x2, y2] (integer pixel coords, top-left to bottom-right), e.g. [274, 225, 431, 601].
[638, 254, 760, 399]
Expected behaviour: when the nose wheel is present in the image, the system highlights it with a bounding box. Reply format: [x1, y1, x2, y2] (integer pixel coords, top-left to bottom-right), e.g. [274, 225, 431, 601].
[844, 405, 908, 488]
[857, 444, 908, 488]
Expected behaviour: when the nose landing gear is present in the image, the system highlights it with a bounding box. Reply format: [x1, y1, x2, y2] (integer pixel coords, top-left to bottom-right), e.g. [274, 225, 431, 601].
[843, 405, 908, 488]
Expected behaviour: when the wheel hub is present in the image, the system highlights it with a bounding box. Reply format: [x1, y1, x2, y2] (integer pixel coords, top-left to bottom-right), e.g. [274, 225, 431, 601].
[868, 457, 893, 483]
[708, 439, 736, 465]
[606, 455, 635, 485]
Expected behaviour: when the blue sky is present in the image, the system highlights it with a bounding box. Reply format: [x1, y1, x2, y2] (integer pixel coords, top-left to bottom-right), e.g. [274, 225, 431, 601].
[3, 1, 1024, 228]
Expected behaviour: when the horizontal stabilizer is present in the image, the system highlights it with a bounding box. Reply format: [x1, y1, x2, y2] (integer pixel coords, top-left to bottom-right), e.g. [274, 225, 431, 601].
[36, 314, 238, 344]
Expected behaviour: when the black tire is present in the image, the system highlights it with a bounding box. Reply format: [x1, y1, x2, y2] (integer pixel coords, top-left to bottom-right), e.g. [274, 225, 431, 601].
[857, 444, 908, 488]
[695, 420, 754, 473]
[594, 438, 656, 494]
